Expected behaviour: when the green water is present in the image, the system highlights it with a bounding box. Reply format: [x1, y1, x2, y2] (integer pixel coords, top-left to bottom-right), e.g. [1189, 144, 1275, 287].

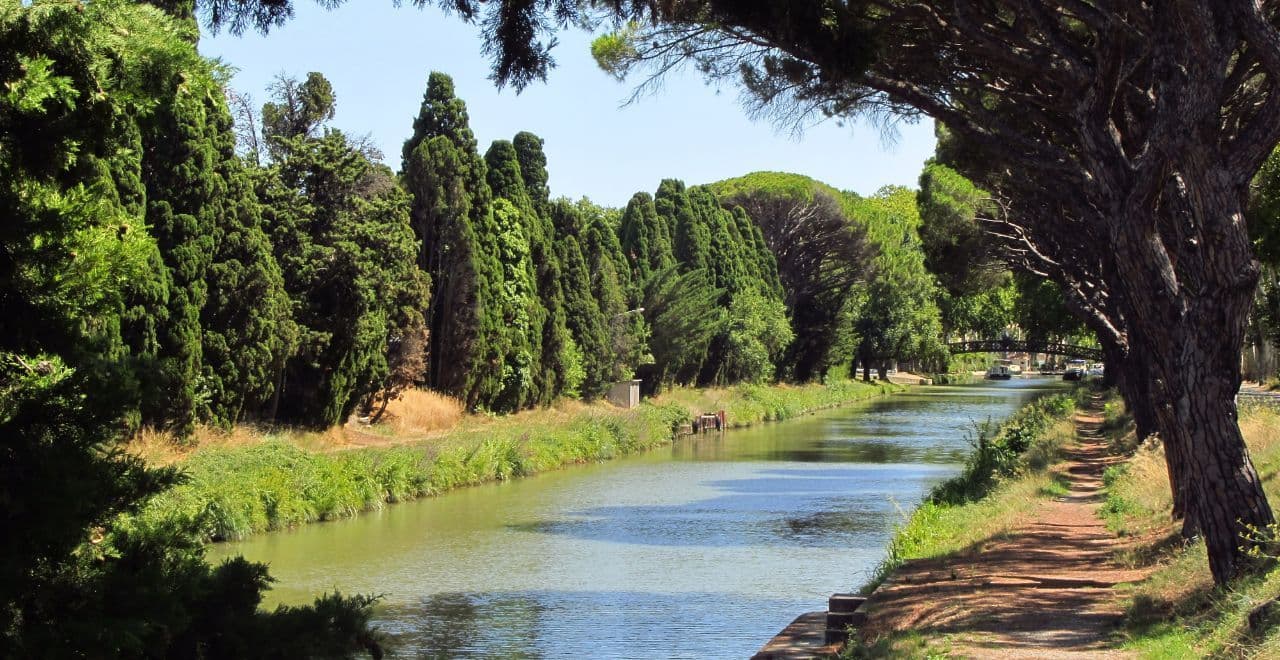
[213, 379, 1064, 658]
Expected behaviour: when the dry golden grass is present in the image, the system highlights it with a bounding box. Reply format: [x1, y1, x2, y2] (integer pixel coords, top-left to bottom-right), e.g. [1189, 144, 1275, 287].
[379, 388, 465, 435]
[126, 424, 265, 465]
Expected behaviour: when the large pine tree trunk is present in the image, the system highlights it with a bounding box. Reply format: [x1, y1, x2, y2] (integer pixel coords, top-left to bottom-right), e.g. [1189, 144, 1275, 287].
[1105, 340, 1194, 527]
[1111, 168, 1273, 585]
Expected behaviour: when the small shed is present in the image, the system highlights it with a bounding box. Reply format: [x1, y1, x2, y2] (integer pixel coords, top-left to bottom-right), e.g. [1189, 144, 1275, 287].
[607, 379, 642, 409]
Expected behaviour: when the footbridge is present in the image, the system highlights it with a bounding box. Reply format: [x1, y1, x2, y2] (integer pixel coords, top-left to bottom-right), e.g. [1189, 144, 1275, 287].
[947, 339, 1103, 362]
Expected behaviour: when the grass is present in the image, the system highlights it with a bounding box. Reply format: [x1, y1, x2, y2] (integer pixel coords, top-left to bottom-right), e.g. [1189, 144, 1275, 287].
[379, 388, 464, 435]
[1101, 404, 1280, 659]
[841, 390, 1280, 659]
[654, 379, 902, 427]
[124, 379, 901, 543]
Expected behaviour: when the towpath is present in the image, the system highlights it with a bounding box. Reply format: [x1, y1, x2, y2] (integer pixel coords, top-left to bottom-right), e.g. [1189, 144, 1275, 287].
[855, 402, 1152, 658]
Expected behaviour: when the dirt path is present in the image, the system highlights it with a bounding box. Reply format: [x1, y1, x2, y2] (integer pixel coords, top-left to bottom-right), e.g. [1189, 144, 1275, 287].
[856, 403, 1152, 658]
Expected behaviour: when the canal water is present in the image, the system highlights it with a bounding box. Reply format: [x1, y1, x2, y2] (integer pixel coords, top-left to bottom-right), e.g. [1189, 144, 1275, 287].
[214, 379, 1064, 659]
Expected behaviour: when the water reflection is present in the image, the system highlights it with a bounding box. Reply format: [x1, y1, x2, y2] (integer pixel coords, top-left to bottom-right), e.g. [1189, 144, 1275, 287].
[382, 590, 801, 660]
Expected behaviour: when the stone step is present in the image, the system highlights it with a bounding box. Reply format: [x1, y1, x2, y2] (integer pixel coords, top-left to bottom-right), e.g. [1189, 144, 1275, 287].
[828, 593, 866, 613]
[826, 610, 867, 630]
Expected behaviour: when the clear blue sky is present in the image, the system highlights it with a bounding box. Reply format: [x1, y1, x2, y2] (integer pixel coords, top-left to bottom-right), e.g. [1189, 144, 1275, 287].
[200, 4, 936, 208]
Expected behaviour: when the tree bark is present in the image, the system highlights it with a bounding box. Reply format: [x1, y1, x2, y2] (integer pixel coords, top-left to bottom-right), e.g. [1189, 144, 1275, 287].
[1111, 172, 1272, 584]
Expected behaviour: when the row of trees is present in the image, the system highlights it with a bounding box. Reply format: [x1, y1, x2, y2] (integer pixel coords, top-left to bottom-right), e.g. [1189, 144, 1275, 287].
[0, 4, 963, 648]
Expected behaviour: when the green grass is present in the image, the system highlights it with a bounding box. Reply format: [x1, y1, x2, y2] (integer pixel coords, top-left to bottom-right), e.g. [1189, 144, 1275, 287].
[655, 379, 902, 427]
[126, 380, 898, 542]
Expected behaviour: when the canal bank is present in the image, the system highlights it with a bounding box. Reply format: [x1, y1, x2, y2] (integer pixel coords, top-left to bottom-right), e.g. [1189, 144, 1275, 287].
[126, 380, 903, 544]
[207, 379, 1065, 658]
[753, 386, 1080, 658]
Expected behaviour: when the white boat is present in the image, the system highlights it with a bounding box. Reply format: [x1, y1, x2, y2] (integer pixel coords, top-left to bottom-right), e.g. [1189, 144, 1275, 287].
[986, 365, 1013, 380]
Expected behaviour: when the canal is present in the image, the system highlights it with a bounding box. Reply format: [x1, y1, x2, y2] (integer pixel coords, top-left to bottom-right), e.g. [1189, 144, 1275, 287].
[214, 378, 1065, 658]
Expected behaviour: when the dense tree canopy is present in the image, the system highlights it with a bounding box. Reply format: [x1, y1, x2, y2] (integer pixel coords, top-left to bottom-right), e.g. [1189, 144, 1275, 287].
[712, 172, 872, 380]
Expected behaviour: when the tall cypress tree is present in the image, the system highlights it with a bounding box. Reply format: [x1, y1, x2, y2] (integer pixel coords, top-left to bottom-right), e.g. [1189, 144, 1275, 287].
[136, 83, 219, 433]
[494, 134, 574, 405]
[513, 131, 550, 211]
[263, 131, 428, 427]
[551, 200, 613, 398]
[402, 72, 503, 409]
[618, 192, 675, 291]
[485, 140, 544, 409]
[198, 93, 294, 427]
[657, 179, 712, 273]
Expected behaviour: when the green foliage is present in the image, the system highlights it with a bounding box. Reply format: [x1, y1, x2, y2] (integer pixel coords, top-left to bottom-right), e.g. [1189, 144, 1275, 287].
[860, 393, 1077, 596]
[917, 161, 1005, 296]
[1250, 146, 1280, 268]
[1012, 272, 1083, 343]
[0, 3, 378, 654]
[930, 393, 1076, 505]
[402, 71, 503, 410]
[262, 129, 428, 427]
[722, 287, 793, 384]
[642, 267, 724, 386]
[618, 192, 675, 286]
[552, 200, 615, 398]
[489, 197, 540, 411]
[261, 71, 336, 160]
[852, 186, 948, 374]
[710, 172, 873, 380]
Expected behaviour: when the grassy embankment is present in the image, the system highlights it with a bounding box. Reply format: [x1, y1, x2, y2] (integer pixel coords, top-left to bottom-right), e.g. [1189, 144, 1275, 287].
[123, 380, 901, 543]
[1100, 399, 1280, 658]
[842, 389, 1080, 656]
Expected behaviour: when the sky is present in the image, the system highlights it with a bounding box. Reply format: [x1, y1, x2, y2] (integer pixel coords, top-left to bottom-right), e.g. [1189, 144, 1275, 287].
[199, 4, 937, 208]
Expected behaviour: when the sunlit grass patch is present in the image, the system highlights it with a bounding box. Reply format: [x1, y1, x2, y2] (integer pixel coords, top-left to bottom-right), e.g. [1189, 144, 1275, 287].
[843, 628, 952, 658]
[130, 380, 893, 543]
